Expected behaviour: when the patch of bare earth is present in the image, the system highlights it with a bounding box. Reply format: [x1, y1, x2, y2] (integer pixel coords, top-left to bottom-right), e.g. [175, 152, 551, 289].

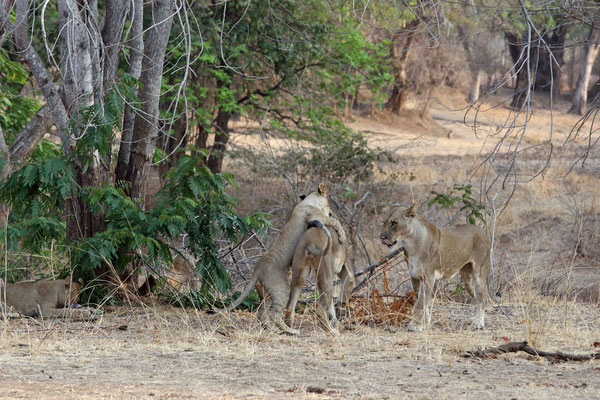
[1, 298, 599, 399]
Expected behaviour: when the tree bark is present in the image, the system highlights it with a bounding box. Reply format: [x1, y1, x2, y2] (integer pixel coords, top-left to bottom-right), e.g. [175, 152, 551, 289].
[569, 27, 600, 115]
[207, 108, 232, 174]
[125, 0, 174, 201]
[8, 103, 54, 161]
[506, 32, 535, 109]
[57, 0, 95, 115]
[385, 22, 419, 114]
[534, 23, 567, 95]
[1, 1, 70, 141]
[468, 70, 484, 104]
[115, 0, 144, 182]
[101, 0, 129, 91]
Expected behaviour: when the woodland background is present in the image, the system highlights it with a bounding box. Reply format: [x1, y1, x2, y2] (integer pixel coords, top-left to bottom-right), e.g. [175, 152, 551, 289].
[1, 0, 599, 307]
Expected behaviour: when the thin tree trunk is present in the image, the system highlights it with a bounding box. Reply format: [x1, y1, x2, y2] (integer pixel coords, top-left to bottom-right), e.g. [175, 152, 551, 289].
[468, 70, 484, 104]
[2, 0, 70, 141]
[569, 27, 600, 115]
[125, 0, 174, 201]
[115, 0, 144, 182]
[8, 103, 54, 161]
[385, 22, 419, 114]
[207, 108, 231, 174]
[0, 125, 11, 227]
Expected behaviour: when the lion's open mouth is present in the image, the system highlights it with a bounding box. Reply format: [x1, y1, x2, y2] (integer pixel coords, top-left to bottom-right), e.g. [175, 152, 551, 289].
[381, 238, 397, 247]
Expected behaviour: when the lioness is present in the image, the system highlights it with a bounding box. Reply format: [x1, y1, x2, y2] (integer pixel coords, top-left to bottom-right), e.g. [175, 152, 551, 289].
[380, 204, 491, 331]
[212, 184, 346, 334]
[0, 278, 94, 319]
[284, 220, 354, 334]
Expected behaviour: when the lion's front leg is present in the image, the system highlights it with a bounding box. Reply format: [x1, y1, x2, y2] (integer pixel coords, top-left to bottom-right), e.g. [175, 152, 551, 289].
[408, 275, 434, 332]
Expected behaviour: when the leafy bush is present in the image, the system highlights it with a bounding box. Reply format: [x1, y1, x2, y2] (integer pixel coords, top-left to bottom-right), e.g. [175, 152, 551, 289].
[425, 184, 489, 225]
[0, 147, 269, 304]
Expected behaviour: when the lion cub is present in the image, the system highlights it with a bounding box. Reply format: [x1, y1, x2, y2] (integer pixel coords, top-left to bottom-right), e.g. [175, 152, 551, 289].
[1, 278, 94, 319]
[284, 219, 354, 335]
[380, 204, 491, 331]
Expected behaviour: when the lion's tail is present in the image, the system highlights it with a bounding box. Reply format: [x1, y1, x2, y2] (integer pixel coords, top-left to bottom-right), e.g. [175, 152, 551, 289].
[305, 220, 331, 256]
[207, 268, 261, 314]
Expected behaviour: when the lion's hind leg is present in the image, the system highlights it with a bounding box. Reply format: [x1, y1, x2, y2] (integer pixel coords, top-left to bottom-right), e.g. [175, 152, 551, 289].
[469, 261, 488, 330]
[284, 252, 313, 330]
[335, 263, 355, 321]
[315, 260, 339, 335]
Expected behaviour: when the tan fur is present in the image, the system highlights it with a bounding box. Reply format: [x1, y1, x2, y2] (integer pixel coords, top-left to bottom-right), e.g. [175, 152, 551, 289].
[166, 253, 200, 292]
[284, 222, 354, 335]
[0, 278, 95, 319]
[380, 204, 491, 331]
[214, 184, 346, 335]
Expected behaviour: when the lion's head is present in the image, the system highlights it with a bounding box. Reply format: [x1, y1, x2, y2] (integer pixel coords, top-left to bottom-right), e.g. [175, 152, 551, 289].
[380, 204, 417, 247]
[299, 183, 332, 217]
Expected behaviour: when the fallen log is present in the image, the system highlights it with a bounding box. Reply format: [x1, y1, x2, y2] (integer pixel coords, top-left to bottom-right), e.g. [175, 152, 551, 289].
[465, 341, 600, 362]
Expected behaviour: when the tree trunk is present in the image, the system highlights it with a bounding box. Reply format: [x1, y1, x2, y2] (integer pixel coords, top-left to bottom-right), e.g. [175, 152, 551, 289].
[468, 70, 484, 104]
[534, 23, 567, 95]
[101, 0, 129, 91]
[457, 25, 483, 103]
[569, 27, 600, 115]
[125, 0, 174, 201]
[115, 0, 144, 182]
[57, 0, 95, 115]
[159, 114, 187, 176]
[506, 32, 535, 109]
[207, 108, 231, 174]
[0, 125, 11, 228]
[385, 22, 419, 114]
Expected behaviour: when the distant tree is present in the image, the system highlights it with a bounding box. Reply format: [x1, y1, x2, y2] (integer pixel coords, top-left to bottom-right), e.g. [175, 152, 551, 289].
[569, 26, 600, 115]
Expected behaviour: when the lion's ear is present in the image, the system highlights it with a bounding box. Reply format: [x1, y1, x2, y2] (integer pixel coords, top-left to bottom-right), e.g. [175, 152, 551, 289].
[317, 183, 328, 196]
[405, 203, 417, 217]
[77, 278, 84, 285]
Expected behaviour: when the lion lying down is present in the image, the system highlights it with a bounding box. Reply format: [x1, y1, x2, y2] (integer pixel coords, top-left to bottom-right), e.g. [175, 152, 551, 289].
[0, 278, 96, 319]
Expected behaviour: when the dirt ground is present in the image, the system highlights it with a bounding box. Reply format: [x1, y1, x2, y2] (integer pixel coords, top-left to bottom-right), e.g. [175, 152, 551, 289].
[3, 88, 600, 399]
[1, 300, 599, 399]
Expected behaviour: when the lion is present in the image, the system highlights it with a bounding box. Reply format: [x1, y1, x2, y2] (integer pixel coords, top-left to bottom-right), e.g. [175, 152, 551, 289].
[0, 277, 95, 319]
[380, 204, 491, 331]
[284, 219, 354, 335]
[211, 184, 346, 335]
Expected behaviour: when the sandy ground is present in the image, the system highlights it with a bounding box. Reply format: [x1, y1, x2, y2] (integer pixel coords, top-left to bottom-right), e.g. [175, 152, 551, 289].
[1, 301, 599, 399]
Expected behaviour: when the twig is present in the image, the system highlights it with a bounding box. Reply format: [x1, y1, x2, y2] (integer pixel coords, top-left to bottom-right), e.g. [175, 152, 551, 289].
[353, 247, 405, 278]
[465, 341, 600, 362]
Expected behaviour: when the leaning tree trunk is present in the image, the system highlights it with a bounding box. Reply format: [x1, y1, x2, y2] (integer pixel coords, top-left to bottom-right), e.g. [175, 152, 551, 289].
[125, 0, 174, 201]
[385, 22, 419, 114]
[569, 27, 600, 115]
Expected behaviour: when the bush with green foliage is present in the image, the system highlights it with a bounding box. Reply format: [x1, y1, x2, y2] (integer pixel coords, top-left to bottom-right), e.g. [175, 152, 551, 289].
[425, 184, 488, 225]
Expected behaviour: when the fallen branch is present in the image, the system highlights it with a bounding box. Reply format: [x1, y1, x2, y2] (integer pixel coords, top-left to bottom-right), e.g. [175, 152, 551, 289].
[465, 341, 600, 362]
[353, 246, 405, 278]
